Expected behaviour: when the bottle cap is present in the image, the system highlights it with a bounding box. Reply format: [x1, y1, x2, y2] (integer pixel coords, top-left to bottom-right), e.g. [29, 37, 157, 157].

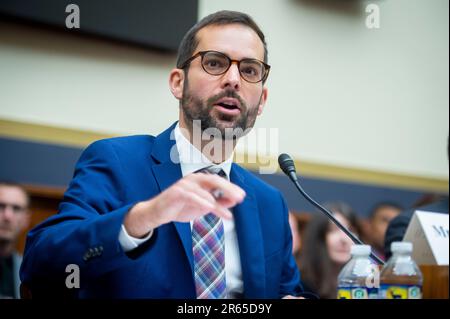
[350, 244, 371, 256]
[391, 241, 413, 253]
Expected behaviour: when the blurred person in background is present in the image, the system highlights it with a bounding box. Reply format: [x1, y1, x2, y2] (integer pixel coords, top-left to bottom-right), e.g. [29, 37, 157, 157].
[365, 202, 402, 261]
[385, 194, 448, 259]
[298, 201, 360, 299]
[0, 181, 30, 299]
[288, 212, 302, 258]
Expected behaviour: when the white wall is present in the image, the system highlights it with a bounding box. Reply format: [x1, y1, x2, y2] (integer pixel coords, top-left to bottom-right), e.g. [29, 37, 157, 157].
[0, 20, 177, 134]
[0, 0, 448, 179]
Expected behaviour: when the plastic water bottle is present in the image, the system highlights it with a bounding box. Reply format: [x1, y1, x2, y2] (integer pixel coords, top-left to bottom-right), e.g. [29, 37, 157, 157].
[337, 245, 380, 299]
[379, 242, 423, 299]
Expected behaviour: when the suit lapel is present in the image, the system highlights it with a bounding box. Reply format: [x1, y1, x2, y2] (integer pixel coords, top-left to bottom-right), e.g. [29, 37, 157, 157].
[150, 123, 194, 275]
[230, 165, 266, 298]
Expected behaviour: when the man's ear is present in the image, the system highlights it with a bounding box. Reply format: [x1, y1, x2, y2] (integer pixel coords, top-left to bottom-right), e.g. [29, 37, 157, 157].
[257, 87, 268, 115]
[169, 68, 185, 100]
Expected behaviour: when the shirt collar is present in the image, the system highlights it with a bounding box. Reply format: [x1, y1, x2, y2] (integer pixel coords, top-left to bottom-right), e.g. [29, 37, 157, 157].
[174, 123, 233, 177]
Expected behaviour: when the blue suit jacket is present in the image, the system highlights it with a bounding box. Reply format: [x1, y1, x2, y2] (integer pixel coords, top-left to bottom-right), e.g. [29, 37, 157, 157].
[20, 123, 304, 298]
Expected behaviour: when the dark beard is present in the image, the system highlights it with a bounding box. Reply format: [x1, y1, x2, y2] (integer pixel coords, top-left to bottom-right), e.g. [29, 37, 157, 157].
[181, 79, 261, 140]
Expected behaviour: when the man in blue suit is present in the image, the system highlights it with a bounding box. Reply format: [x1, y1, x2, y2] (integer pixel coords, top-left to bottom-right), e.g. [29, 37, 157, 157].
[20, 10, 305, 299]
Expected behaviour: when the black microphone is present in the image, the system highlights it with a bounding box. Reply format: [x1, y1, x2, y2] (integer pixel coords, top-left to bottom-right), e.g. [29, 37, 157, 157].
[278, 153, 385, 265]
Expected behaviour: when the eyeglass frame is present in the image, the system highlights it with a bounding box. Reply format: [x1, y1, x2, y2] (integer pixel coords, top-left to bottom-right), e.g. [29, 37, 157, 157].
[178, 50, 271, 83]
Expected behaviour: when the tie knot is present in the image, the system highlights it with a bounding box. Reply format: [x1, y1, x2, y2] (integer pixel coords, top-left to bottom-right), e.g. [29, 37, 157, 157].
[198, 166, 227, 179]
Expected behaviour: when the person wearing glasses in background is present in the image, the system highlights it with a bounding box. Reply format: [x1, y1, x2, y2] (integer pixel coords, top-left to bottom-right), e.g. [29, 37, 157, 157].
[0, 182, 30, 299]
[21, 11, 309, 299]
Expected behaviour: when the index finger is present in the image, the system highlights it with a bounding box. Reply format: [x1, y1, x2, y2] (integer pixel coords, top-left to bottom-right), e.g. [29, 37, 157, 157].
[192, 173, 246, 203]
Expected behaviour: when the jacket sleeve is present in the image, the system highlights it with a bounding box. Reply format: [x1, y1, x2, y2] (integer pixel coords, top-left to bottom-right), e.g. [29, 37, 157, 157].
[20, 139, 144, 288]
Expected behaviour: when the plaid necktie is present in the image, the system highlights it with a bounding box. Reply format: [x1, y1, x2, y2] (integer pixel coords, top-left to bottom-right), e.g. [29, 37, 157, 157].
[192, 166, 227, 299]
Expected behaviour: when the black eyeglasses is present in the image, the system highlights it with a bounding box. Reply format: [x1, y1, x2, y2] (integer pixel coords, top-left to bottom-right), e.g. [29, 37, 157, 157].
[179, 50, 270, 83]
[0, 202, 27, 214]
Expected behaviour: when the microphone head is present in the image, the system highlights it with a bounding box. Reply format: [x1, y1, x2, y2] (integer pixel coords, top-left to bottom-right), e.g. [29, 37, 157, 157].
[278, 153, 297, 176]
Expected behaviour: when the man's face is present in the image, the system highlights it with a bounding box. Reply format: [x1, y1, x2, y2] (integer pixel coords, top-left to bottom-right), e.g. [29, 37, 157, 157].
[371, 206, 401, 249]
[179, 23, 268, 138]
[0, 185, 30, 243]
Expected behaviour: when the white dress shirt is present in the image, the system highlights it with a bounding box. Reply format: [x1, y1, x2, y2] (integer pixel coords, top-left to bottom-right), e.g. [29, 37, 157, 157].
[119, 123, 244, 298]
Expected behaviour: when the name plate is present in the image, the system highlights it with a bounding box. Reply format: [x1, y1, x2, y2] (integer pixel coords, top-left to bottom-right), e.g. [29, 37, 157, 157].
[403, 211, 449, 265]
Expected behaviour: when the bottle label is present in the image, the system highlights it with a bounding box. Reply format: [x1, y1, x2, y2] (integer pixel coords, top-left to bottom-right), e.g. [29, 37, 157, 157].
[337, 287, 379, 299]
[379, 284, 422, 299]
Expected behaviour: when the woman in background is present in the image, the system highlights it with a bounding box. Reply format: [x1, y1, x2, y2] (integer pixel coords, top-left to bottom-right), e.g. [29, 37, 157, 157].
[298, 201, 360, 299]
